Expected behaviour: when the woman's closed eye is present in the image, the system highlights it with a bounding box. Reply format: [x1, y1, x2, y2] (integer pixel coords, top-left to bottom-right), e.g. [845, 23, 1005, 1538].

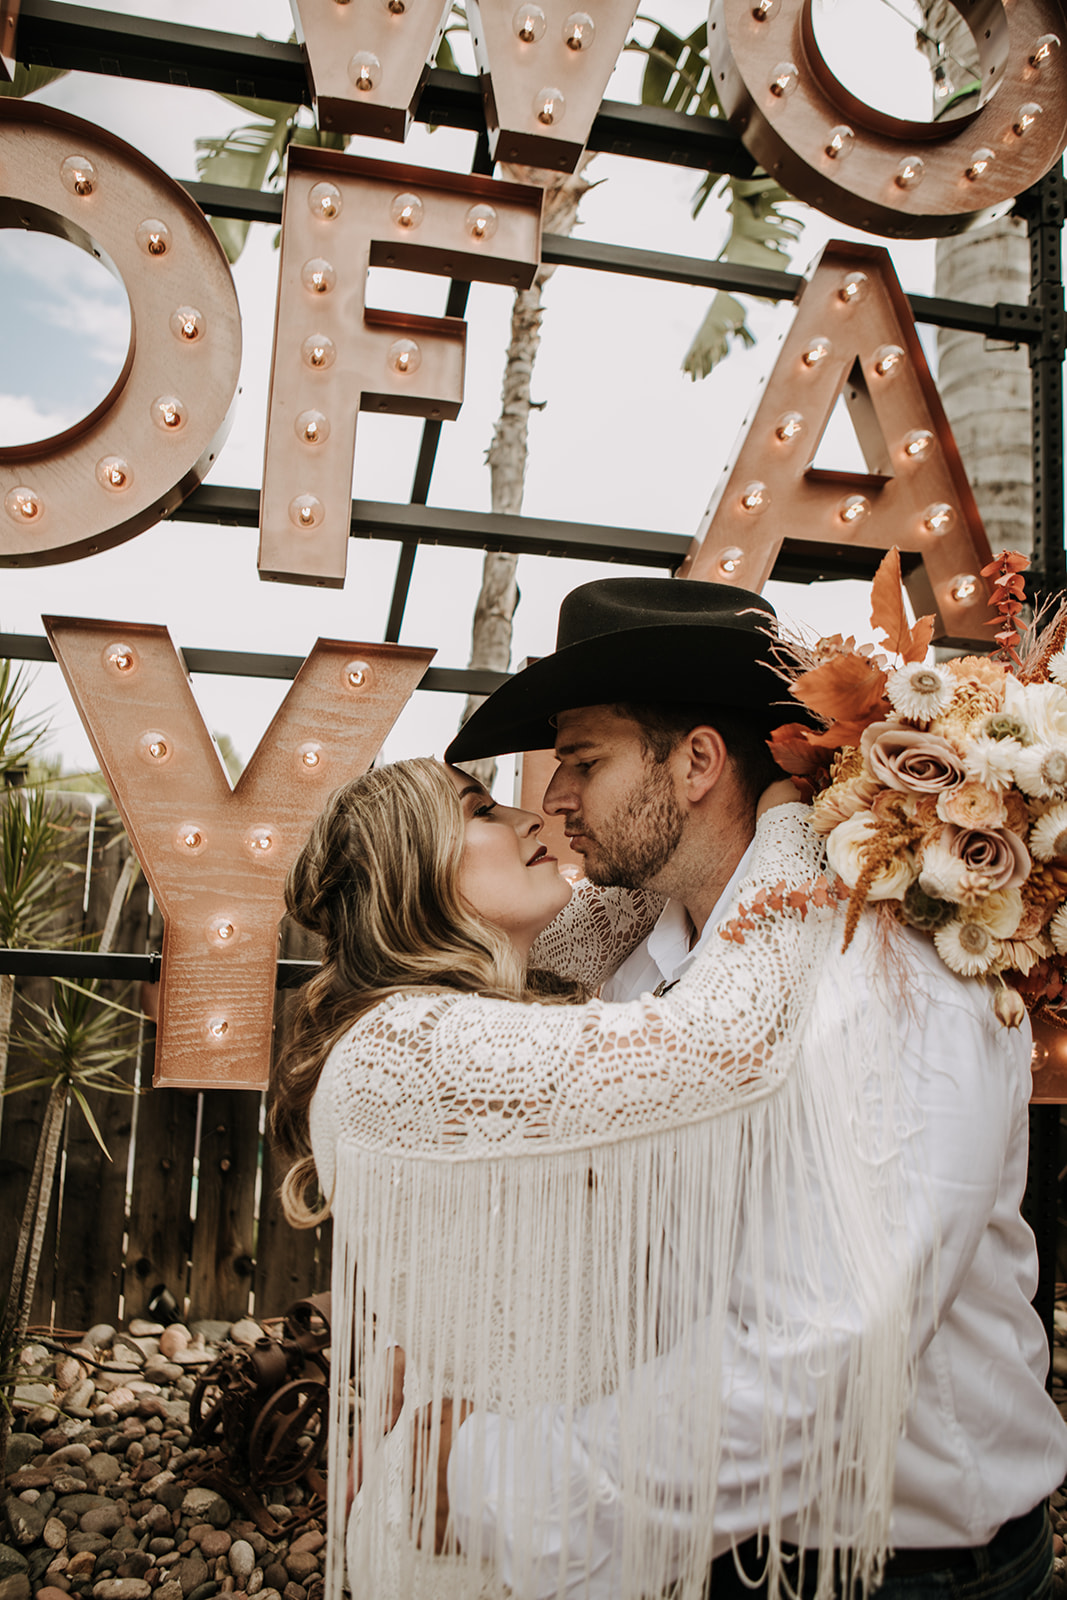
[472, 800, 497, 818]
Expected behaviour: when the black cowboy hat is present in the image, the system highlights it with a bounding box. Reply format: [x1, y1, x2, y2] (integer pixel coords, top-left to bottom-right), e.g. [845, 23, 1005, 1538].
[446, 577, 792, 762]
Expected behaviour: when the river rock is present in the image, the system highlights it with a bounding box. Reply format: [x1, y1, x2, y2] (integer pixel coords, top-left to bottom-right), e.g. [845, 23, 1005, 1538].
[11, 1390, 53, 1413]
[225, 1545, 253, 1584]
[37, 1587, 72, 1600]
[126, 1323, 163, 1341]
[82, 1459, 119, 1492]
[64, 1553, 97, 1580]
[78, 1511, 122, 1540]
[4, 1439, 38, 1476]
[227, 1322, 262, 1350]
[92, 1581, 151, 1600]
[281, 1555, 316, 1585]
[0, 1575, 30, 1600]
[174, 1556, 209, 1597]
[4, 1499, 46, 1547]
[84, 1328, 116, 1353]
[154, 1583, 182, 1600]
[157, 1330, 189, 1363]
[42, 1522, 67, 1553]
[64, 1382, 96, 1414]
[0, 1550, 28, 1583]
[194, 1535, 228, 1564]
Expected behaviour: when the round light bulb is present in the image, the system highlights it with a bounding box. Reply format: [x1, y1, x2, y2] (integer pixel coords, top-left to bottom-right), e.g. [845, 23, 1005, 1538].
[176, 825, 206, 855]
[563, 12, 594, 50]
[387, 338, 422, 375]
[245, 826, 274, 855]
[894, 156, 925, 190]
[206, 913, 239, 947]
[136, 218, 171, 257]
[1013, 102, 1043, 135]
[382, 0, 409, 11]
[289, 493, 324, 530]
[873, 344, 904, 377]
[170, 306, 204, 342]
[348, 51, 381, 91]
[308, 182, 342, 221]
[775, 411, 804, 442]
[801, 337, 832, 368]
[534, 87, 565, 125]
[752, 0, 780, 17]
[96, 456, 132, 491]
[950, 574, 979, 603]
[60, 155, 96, 197]
[152, 395, 185, 430]
[739, 480, 770, 513]
[390, 192, 424, 229]
[838, 494, 870, 525]
[138, 731, 172, 765]
[302, 334, 336, 370]
[207, 1018, 230, 1041]
[965, 148, 995, 181]
[298, 742, 323, 770]
[465, 203, 498, 241]
[825, 125, 854, 160]
[103, 642, 137, 675]
[923, 502, 955, 535]
[296, 409, 330, 445]
[4, 486, 42, 523]
[344, 658, 372, 688]
[513, 5, 546, 42]
[837, 270, 868, 304]
[902, 429, 933, 459]
[301, 257, 336, 294]
[717, 547, 744, 576]
[1030, 34, 1060, 67]
[769, 61, 798, 97]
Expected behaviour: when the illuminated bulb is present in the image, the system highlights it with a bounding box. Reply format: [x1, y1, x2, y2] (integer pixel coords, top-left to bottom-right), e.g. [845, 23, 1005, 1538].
[170, 306, 204, 342]
[207, 914, 237, 945]
[1013, 102, 1043, 135]
[387, 338, 422, 375]
[902, 428, 933, 459]
[801, 337, 831, 368]
[302, 333, 336, 370]
[932, 61, 955, 102]
[465, 203, 498, 241]
[4, 486, 41, 523]
[752, 0, 780, 16]
[207, 1018, 229, 1040]
[837, 270, 868, 304]
[289, 493, 324, 530]
[179, 827, 204, 852]
[838, 494, 869, 525]
[152, 395, 185, 430]
[513, 4, 546, 42]
[1030, 34, 1060, 66]
[390, 192, 424, 229]
[825, 124, 854, 160]
[717, 547, 744, 575]
[96, 456, 131, 491]
[138, 731, 172, 765]
[344, 659, 371, 688]
[60, 155, 96, 197]
[295, 409, 330, 446]
[923, 502, 955, 535]
[775, 411, 804, 441]
[769, 61, 798, 97]
[894, 156, 925, 189]
[298, 742, 323, 769]
[348, 50, 381, 91]
[308, 182, 342, 221]
[103, 642, 137, 674]
[136, 218, 171, 256]
[950, 573, 979, 603]
[563, 12, 594, 49]
[382, 0, 409, 11]
[246, 826, 274, 854]
[301, 257, 336, 294]
[873, 344, 904, 377]
[149, 739, 167, 759]
[965, 148, 995, 181]
[534, 87, 565, 125]
[739, 480, 770, 513]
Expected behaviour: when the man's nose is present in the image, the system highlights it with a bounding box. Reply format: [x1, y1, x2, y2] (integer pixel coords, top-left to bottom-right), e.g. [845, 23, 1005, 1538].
[542, 765, 573, 816]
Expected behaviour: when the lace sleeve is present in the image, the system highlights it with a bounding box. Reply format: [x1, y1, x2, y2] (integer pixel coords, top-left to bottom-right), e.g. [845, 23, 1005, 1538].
[322, 805, 833, 1154]
[528, 880, 665, 988]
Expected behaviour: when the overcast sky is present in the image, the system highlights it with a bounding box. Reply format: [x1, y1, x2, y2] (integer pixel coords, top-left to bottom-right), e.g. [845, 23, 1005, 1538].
[0, 0, 948, 794]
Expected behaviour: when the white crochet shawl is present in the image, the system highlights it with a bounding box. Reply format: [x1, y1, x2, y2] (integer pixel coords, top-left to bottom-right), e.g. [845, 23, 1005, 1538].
[310, 807, 919, 1600]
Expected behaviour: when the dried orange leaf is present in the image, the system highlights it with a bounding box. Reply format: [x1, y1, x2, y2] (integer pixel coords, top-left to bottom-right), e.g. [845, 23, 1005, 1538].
[869, 547, 912, 656]
[902, 612, 935, 664]
[792, 652, 888, 723]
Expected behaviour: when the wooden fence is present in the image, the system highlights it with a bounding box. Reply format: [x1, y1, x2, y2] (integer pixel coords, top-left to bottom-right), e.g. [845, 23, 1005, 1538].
[0, 797, 328, 1333]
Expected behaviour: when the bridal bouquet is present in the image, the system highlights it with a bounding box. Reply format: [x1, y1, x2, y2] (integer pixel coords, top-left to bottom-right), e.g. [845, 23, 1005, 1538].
[767, 548, 1067, 1029]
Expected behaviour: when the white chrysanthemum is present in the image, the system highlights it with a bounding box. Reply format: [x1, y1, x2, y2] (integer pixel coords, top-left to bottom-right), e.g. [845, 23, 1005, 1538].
[1048, 651, 1067, 688]
[960, 887, 1024, 939]
[934, 917, 999, 976]
[1030, 801, 1067, 861]
[1049, 904, 1067, 956]
[1013, 743, 1067, 798]
[1002, 677, 1067, 747]
[962, 734, 1022, 794]
[919, 839, 973, 904]
[884, 663, 955, 724]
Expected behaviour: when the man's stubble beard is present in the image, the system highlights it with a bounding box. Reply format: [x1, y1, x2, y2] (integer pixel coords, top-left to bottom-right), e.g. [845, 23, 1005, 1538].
[579, 759, 686, 889]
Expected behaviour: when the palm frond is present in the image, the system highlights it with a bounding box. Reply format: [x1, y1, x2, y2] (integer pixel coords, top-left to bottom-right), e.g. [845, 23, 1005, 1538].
[0, 64, 68, 99]
[195, 110, 298, 263]
[683, 292, 758, 381]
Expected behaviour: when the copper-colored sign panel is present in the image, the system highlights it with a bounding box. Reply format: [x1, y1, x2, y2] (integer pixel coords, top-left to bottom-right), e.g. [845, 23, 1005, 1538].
[45, 618, 433, 1089]
[1030, 1017, 1067, 1103]
[469, 0, 640, 169]
[0, 0, 19, 81]
[289, 0, 451, 140]
[0, 101, 241, 565]
[709, 0, 1067, 238]
[260, 146, 541, 589]
[682, 241, 995, 648]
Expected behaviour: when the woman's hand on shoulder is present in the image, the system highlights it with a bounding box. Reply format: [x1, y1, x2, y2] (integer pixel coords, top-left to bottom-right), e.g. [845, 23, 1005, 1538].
[756, 778, 803, 819]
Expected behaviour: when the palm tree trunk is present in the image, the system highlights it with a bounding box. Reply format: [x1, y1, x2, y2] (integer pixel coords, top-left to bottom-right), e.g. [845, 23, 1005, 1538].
[459, 159, 596, 789]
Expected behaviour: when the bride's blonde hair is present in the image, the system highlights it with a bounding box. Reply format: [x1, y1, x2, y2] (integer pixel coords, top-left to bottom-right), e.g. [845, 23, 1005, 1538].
[270, 757, 576, 1225]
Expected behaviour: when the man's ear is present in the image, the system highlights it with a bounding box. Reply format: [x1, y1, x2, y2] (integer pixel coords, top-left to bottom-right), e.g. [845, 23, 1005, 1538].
[680, 727, 729, 802]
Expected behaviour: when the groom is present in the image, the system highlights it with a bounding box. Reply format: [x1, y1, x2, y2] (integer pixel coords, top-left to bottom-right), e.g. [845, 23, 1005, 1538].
[444, 576, 1067, 1599]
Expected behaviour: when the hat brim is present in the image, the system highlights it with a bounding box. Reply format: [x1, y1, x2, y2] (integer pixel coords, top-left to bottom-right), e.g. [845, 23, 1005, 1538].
[445, 623, 798, 763]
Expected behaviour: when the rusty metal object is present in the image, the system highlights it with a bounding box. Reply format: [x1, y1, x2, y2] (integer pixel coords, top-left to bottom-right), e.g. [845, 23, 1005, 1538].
[0, 0, 19, 81]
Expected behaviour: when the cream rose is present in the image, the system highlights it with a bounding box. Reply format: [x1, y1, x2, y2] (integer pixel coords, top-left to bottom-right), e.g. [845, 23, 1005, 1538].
[811, 775, 880, 836]
[935, 780, 1007, 831]
[824, 810, 916, 900]
[1002, 677, 1067, 746]
[860, 723, 965, 794]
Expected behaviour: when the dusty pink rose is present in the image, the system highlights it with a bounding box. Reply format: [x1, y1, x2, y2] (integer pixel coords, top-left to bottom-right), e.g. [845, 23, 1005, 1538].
[860, 722, 965, 795]
[944, 824, 1030, 892]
